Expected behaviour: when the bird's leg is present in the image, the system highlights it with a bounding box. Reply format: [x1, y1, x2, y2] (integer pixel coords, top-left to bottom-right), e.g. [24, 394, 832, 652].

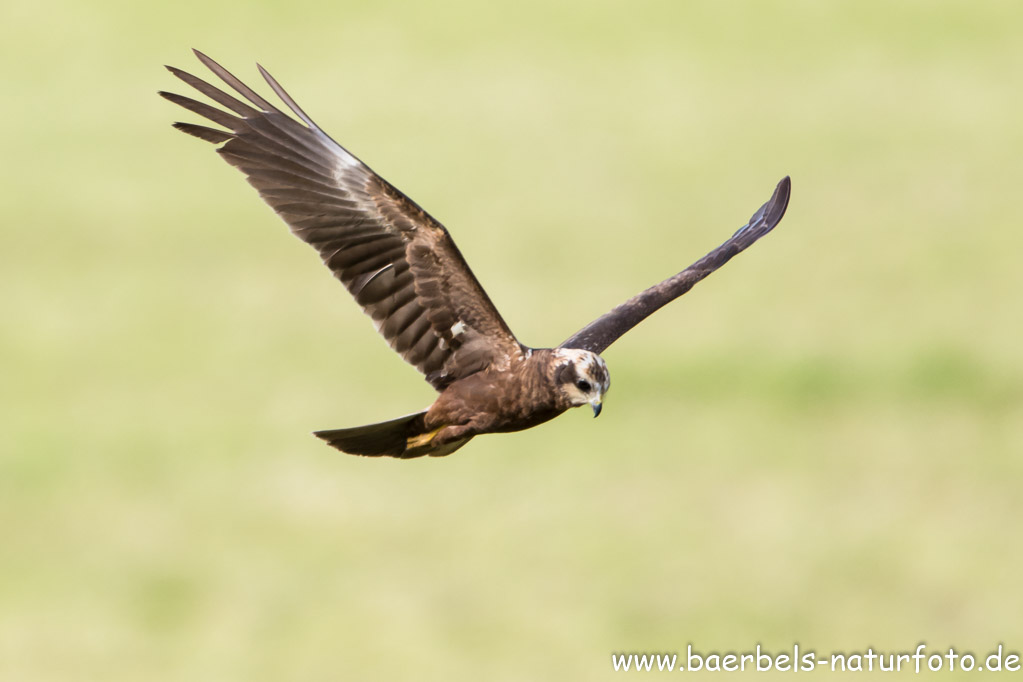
[405, 423, 476, 449]
[432, 423, 477, 445]
[406, 426, 444, 449]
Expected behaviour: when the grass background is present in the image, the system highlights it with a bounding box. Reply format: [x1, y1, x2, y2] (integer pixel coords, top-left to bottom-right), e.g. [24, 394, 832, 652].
[3, 0, 1022, 679]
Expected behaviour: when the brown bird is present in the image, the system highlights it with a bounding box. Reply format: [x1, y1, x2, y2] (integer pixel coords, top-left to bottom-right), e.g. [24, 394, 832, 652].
[161, 50, 791, 458]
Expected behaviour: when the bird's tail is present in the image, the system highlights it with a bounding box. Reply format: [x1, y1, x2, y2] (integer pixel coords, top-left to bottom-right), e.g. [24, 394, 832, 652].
[313, 411, 471, 459]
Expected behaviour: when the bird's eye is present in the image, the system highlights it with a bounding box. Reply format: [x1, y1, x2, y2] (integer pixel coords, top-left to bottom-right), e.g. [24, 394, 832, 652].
[575, 379, 591, 392]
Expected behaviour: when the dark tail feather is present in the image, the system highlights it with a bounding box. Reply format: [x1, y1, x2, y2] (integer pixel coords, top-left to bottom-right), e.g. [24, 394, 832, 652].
[313, 411, 472, 459]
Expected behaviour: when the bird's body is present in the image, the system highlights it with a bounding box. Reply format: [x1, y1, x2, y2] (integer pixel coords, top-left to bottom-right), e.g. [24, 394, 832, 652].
[425, 353, 561, 438]
[162, 51, 790, 458]
[318, 347, 609, 457]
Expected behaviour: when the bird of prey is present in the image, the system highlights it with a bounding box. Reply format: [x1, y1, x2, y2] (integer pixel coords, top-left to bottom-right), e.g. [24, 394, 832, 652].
[161, 50, 791, 459]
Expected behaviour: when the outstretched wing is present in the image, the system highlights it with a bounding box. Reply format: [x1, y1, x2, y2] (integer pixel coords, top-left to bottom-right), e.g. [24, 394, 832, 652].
[560, 176, 791, 354]
[161, 50, 525, 391]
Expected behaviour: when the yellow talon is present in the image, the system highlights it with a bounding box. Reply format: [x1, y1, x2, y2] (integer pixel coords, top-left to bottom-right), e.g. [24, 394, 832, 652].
[406, 426, 443, 449]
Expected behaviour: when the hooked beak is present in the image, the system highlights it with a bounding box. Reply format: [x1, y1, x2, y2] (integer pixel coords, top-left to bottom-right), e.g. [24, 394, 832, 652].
[591, 399, 603, 418]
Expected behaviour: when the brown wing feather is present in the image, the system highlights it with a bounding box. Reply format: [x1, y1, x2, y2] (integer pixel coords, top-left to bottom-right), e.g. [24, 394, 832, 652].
[161, 50, 523, 390]
[560, 176, 791, 354]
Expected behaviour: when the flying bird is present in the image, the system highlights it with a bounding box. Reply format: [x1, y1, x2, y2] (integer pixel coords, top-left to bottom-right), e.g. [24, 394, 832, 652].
[161, 50, 791, 459]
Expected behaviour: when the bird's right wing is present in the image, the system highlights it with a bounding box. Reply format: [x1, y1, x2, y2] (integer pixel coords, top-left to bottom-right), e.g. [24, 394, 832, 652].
[559, 176, 791, 355]
[161, 51, 525, 391]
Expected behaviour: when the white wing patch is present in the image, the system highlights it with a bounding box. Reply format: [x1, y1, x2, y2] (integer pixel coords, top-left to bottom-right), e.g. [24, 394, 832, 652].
[451, 320, 467, 337]
[330, 142, 377, 215]
[332, 147, 360, 174]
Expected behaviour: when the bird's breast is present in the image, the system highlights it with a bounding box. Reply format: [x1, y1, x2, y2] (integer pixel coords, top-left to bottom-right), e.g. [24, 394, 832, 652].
[426, 357, 564, 435]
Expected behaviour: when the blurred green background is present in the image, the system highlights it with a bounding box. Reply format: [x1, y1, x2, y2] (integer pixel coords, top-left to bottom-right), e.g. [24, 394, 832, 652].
[3, 0, 1022, 679]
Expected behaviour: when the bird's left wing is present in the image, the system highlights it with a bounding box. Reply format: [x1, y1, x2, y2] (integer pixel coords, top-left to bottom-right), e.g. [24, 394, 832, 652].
[559, 176, 791, 355]
[160, 51, 525, 391]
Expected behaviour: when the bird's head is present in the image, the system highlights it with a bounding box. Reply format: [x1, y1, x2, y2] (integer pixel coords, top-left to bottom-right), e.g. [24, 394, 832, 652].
[552, 348, 611, 417]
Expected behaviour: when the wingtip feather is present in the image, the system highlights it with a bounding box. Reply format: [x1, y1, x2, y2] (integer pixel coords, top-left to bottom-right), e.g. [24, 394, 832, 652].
[171, 121, 234, 143]
[768, 175, 792, 227]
